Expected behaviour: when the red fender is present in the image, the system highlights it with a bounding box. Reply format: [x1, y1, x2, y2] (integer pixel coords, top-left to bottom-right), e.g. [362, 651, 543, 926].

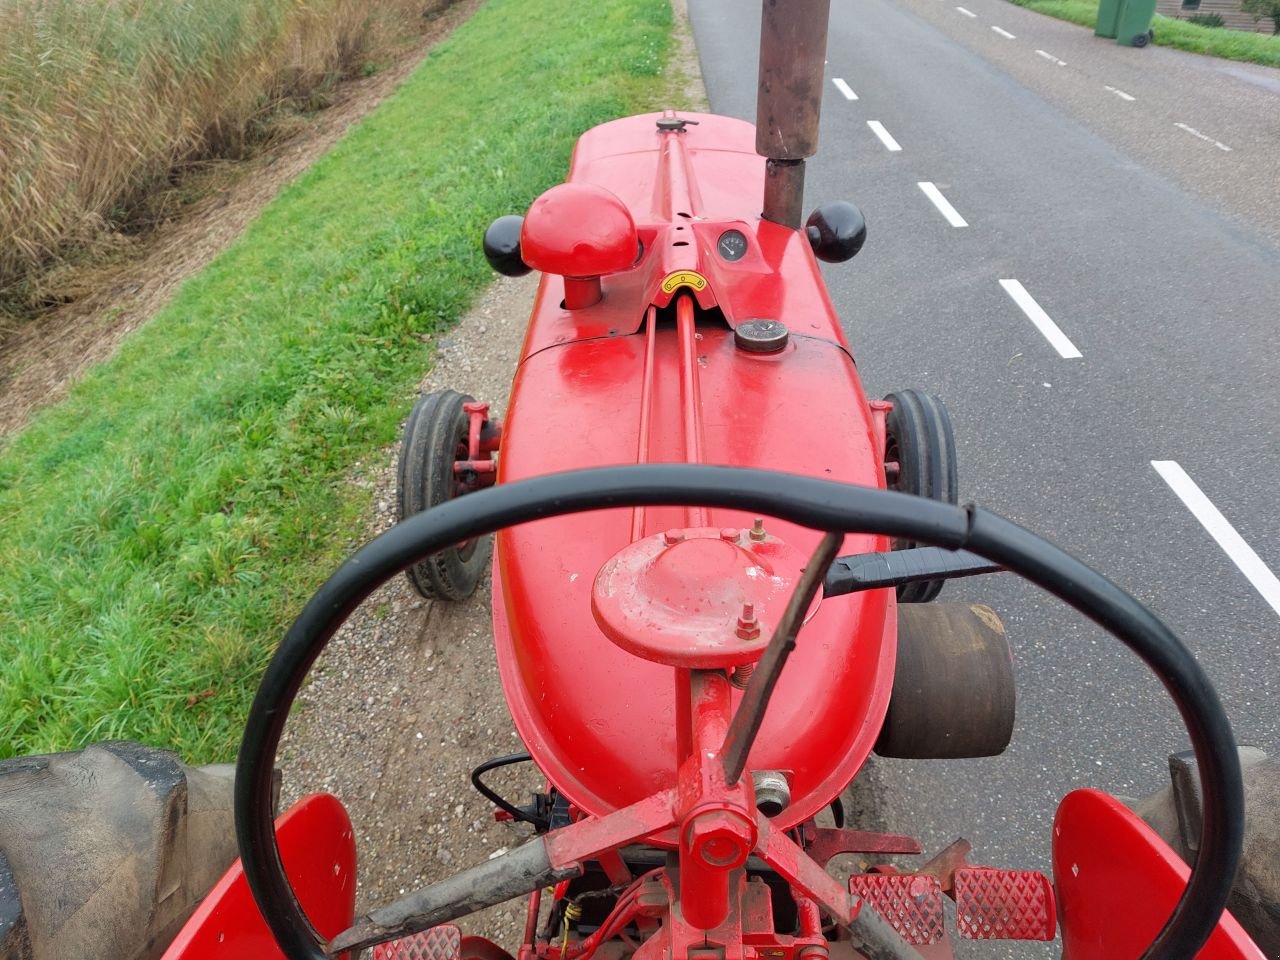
[1053, 789, 1264, 959]
[161, 793, 357, 960]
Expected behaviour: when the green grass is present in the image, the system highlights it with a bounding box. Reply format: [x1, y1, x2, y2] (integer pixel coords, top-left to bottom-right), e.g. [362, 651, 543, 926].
[0, 0, 679, 763]
[1005, 0, 1280, 65]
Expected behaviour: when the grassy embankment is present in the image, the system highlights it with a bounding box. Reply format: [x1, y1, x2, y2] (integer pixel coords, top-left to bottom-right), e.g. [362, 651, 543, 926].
[0, 0, 680, 762]
[1005, 0, 1280, 65]
[0, 0, 438, 322]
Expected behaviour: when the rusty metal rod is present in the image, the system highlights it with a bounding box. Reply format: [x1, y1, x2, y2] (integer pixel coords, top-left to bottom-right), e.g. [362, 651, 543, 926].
[721, 530, 843, 785]
[756, 0, 833, 226]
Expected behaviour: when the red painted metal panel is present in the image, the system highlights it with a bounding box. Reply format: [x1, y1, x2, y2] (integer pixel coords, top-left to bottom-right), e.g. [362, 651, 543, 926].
[161, 793, 357, 960]
[1052, 789, 1264, 959]
[492, 111, 893, 830]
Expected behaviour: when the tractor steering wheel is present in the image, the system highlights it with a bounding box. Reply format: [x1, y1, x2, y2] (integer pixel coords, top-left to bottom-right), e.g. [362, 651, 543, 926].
[235, 464, 1244, 960]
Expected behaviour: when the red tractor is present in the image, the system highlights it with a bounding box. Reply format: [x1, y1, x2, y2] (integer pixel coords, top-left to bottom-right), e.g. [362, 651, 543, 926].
[1, 3, 1271, 960]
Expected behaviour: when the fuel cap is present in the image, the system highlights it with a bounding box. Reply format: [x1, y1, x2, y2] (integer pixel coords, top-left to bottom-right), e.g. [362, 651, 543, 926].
[734, 319, 789, 354]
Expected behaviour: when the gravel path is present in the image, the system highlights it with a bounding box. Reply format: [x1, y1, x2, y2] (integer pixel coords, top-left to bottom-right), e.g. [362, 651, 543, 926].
[278, 1, 710, 945]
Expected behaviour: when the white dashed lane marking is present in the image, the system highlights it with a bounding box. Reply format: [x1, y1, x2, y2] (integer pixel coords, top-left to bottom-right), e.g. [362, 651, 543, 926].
[867, 121, 902, 152]
[832, 78, 858, 100]
[1152, 460, 1280, 618]
[1175, 122, 1232, 152]
[999, 279, 1082, 359]
[1036, 49, 1068, 66]
[992, 25, 1016, 38]
[956, 6, 978, 16]
[1104, 85, 1136, 101]
[917, 182, 968, 227]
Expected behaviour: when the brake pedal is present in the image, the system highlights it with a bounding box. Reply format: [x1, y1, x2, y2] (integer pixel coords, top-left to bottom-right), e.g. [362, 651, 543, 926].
[372, 923, 463, 960]
[849, 874, 946, 945]
[954, 868, 1056, 940]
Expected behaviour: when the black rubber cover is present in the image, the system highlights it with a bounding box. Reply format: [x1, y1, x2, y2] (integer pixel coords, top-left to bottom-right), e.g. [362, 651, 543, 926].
[236, 464, 1243, 960]
[482, 215, 532, 277]
[824, 546, 999, 597]
[804, 201, 867, 263]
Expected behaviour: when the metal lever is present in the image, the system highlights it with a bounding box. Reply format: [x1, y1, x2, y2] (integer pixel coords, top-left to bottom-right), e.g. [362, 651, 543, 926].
[721, 531, 842, 786]
[824, 547, 1002, 597]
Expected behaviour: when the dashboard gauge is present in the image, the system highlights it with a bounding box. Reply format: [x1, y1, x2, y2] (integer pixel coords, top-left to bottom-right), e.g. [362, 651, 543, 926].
[717, 229, 748, 262]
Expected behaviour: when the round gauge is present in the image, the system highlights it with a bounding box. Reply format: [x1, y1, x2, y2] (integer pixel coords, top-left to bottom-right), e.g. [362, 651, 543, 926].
[717, 229, 749, 262]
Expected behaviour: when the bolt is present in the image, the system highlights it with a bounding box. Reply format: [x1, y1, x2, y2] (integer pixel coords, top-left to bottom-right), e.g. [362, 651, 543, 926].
[685, 810, 755, 870]
[720, 527, 740, 542]
[730, 662, 755, 690]
[749, 518, 766, 542]
[735, 603, 760, 641]
[752, 770, 791, 817]
[663, 529, 685, 546]
[868, 399, 893, 412]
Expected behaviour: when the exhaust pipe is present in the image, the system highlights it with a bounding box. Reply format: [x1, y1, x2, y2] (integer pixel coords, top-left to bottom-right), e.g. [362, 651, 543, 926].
[757, 0, 833, 228]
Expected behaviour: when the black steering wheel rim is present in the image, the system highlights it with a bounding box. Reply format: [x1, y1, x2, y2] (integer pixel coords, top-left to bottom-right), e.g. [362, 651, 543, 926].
[234, 463, 1243, 960]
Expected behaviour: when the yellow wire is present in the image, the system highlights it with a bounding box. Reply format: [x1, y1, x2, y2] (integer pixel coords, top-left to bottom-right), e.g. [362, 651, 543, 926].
[562, 901, 583, 954]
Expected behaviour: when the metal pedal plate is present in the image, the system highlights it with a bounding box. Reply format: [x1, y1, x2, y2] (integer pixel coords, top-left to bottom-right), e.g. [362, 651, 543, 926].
[373, 923, 463, 960]
[849, 874, 946, 945]
[954, 868, 1056, 941]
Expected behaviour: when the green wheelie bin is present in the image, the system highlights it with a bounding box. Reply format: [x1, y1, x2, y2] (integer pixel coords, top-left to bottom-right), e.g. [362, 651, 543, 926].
[1095, 0, 1123, 38]
[1115, 0, 1157, 45]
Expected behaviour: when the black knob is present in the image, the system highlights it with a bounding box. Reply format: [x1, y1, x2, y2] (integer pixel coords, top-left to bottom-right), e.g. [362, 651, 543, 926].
[482, 215, 531, 277]
[805, 202, 867, 263]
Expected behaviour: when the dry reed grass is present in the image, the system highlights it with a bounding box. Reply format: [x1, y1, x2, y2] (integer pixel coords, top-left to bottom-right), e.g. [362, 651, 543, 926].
[0, 0, 435, 316]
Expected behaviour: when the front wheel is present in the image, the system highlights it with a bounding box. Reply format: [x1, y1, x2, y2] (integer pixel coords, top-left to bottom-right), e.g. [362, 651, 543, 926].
[396, 389, 492, 601]
[882, 389, 958, 603]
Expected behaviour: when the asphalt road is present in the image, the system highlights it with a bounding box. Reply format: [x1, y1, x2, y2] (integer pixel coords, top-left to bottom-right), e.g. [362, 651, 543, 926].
[687, 1, 1280, 954]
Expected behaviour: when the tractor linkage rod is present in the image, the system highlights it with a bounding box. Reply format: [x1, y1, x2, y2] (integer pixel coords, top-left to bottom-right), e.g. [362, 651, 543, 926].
[721, 531, 844, 786]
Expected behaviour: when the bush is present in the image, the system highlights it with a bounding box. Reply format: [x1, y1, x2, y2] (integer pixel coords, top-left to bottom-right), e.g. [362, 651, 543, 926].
[0, 0, 434, 308]
[1186, 12, 1225, 26]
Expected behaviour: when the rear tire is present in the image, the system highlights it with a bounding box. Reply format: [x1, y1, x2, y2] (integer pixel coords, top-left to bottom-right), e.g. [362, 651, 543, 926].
[0, 743, 240, 960]
[882, 390, 958, 603]
[397, 389, 492, 601]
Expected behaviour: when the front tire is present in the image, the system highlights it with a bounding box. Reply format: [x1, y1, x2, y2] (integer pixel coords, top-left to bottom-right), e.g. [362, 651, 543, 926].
[882, 389, 958, 603]
[397, 389, 492, 601]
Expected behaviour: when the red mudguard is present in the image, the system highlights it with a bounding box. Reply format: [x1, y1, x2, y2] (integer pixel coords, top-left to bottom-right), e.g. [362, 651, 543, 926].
[161, 793, 357, 960]
[1053, 789, 1264, 959]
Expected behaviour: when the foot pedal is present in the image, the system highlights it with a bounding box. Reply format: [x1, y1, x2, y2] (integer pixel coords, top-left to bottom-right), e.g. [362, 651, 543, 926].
[954, 868, 1056, 940]
[849, 874, 946, 945]
[373, 924, 462, 960]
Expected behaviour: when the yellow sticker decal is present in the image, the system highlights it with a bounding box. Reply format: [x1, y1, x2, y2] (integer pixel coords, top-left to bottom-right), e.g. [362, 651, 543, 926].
[660, 270, 708, 294]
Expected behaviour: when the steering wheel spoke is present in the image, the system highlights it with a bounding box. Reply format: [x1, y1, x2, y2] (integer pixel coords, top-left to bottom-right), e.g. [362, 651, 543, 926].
[328, 788, 680, 956]
[327, 840, 577, 956]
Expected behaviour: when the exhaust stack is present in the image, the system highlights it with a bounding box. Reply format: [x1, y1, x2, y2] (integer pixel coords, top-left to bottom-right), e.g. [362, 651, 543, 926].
[756, 0, 833, 229]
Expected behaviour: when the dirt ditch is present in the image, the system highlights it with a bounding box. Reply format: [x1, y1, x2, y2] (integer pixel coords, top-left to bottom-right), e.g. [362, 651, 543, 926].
[0, 0, 487, 439]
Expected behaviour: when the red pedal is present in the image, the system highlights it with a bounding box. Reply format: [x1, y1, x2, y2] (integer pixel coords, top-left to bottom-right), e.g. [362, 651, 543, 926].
[849, 874, 946, 945]
[373, 924, 463, 960]
[954, 869, 1056, 941]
